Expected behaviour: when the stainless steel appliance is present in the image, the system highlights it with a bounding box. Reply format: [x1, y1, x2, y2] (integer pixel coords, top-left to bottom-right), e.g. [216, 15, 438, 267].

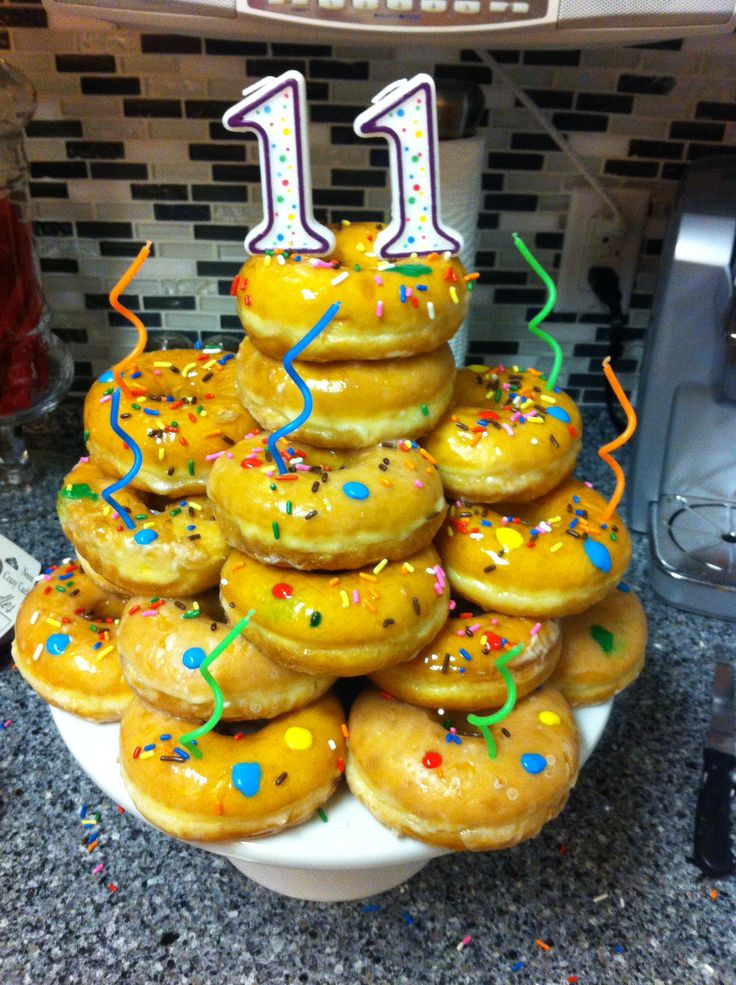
[629, 156, 736, 621]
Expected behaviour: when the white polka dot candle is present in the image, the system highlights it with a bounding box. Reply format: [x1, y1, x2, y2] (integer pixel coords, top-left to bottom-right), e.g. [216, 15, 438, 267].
[222, 70, 335, 256]
[354, 74, 463, 260]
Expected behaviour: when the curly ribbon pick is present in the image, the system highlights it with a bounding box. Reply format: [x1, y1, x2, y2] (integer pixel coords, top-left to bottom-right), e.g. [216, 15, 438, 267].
[101, 389, 144, 531]
[598, 355, 637, 527]
[100, 242, 152, 530]
[109, 241, 151, 400]
[512, 232, 562, 392]
[179, 610, 256, 758]
[267, 302, 341, 475]
[466, 642, 523, 760]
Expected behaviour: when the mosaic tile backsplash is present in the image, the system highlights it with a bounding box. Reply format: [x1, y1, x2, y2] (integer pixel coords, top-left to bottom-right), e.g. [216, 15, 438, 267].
[3, 2, 736, 404]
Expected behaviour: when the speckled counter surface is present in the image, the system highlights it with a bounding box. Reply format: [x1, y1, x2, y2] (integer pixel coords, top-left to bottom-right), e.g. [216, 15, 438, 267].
[1, 402, 733, 985]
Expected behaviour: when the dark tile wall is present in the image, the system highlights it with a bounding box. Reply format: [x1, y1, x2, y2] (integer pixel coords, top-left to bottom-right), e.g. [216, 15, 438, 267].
[5, 13, 736, 403]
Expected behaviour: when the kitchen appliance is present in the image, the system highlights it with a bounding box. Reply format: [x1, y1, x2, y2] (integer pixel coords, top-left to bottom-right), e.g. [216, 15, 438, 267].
[693, 660, 735, 878]
[629, 156, 736, 621]
[41, 0, 736, 45]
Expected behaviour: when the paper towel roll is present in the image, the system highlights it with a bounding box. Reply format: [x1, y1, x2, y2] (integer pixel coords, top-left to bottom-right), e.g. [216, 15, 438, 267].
[438, 134, 486, 365]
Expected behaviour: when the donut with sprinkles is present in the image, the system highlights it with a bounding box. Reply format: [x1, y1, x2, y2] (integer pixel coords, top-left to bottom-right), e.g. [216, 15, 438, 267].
[84, 348, 257, 498]
[219, 544, 450, 677]
[207, 437, 446, 571]
[346, 684, 579, 851]
[235, 337, 455, 449]
[58, 459, 229, 598]
[117, 593, 336, 721]
[436, 477, 632, 618]
[234, 221, 473, 362]
[549, 585, 647, 705]
[13, 563, 132, 721]
[119, 690, 347, 842]
[369, 609, 561, 711]
[421, 364, 582, 503]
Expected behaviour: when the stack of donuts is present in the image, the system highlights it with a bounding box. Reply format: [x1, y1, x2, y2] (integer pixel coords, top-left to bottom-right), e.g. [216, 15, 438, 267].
[13, 219, 646, 856]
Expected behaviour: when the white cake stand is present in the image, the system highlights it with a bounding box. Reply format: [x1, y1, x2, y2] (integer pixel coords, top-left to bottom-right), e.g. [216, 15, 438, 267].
[50, 701, 611, 902]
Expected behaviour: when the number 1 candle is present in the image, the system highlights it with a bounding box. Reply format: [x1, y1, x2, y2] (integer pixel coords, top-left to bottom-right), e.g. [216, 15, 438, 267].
[223, 71, 335, 256]
[354, 74, 463, 260]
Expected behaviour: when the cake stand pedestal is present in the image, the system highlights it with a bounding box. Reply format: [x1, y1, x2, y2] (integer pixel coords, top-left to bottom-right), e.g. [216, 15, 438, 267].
[50, 700, 611, 902]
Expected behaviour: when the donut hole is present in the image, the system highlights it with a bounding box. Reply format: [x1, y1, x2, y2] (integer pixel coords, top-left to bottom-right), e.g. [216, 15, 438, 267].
[213, 718, 268, 737]
[426, 705, 509, 739]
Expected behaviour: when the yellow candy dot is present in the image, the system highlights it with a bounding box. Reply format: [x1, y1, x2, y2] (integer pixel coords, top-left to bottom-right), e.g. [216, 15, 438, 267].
[496, 527, 524, 551]
[284, 726, 313, 751]
[538, 711, 561, 727]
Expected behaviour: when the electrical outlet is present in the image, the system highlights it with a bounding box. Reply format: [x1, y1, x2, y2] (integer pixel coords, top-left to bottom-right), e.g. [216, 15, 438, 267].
[555, 187, 650, 313]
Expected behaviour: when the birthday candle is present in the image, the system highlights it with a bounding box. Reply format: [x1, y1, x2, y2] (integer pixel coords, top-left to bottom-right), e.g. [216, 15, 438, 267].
[598, 356, 637, 526]
[354, 74, 462, 260]
[222, 71, 335, 256]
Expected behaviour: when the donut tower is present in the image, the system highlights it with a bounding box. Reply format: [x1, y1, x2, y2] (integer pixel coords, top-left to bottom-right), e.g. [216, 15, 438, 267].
[12, 71, 646, 854]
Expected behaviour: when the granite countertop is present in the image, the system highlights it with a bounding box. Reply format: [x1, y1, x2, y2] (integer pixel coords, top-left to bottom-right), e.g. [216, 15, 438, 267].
[1, 401, 734, 985]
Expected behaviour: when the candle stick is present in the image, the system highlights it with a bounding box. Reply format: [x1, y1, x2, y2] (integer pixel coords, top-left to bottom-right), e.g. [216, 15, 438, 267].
[101, 242, 152, 530]
[354, 74, 462, 260]
[179, 610, 256, 757]
[109, 241, 151, 400]
[598, 356, 637, 526]
[223, 71, 335, 256]
[512, 232, 562, 392]
[466, 642, 522, 759]
[267, 302, 341, 475]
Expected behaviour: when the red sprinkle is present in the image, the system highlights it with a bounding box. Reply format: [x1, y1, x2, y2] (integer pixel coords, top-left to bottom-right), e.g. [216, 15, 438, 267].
[133, 746, 141, 760]
[272, 582, 293, 600]
[422, 751, 443, 769]
[241, 458, 263, 469]
[337, 756, 345, 773]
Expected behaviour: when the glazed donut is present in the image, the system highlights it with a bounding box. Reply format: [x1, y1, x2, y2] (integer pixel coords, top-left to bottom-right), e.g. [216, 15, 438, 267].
[369, 609, 561, 710]
[421, 364, 582, 503]
[12, 561, 132, 721]
[219, 545, 450, 677]
[345, 684, 579, 851]
[235, 221, 470, 361]
[84, 349, 258, 497]
[549, 586, 647, 705]
[437, 478, 632, 618]
[117, 594, 335, 721]
[235, 337, 455, 449]
[119, 691, 347, 841]
[58, 459, 228, 597]
[207, 438, 446, 571]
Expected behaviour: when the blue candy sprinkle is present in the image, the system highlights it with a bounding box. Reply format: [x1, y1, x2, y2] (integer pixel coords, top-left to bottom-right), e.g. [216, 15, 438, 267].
[584, 538, 612, 573]
[46, 633, 70, 656]
[232, 761, 262, 798]
[546, 406, 571, 423]
[182, 646, 206, 670]
[521, 753, 547, 775]
[342, 481, 370, 501]
[98, 370, 114, 383]
[133, 529, 158, 545]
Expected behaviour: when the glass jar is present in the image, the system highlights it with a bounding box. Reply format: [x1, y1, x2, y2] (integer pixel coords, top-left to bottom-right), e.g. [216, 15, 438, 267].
[0, 59, 73, 482]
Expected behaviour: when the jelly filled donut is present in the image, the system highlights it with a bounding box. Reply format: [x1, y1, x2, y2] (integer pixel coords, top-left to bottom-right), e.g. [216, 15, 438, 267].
[370, 610, 561, 710]
[12, 562, 132, 721]
[58, 459, 228, 598]
[119, 691, 347, 841]
[220, 545, 450, 677]
[421, 364, 582, 503]
[346, 684, 579, 851]
[84, 349, 257, 497]
[235, 337, 455, 449]
[207, 438, 446, 571]
[117, 594, 335, 721]
[549, 585, 647, 705]
[437, 478, 632, 618]
[234, 221, 470, 361]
